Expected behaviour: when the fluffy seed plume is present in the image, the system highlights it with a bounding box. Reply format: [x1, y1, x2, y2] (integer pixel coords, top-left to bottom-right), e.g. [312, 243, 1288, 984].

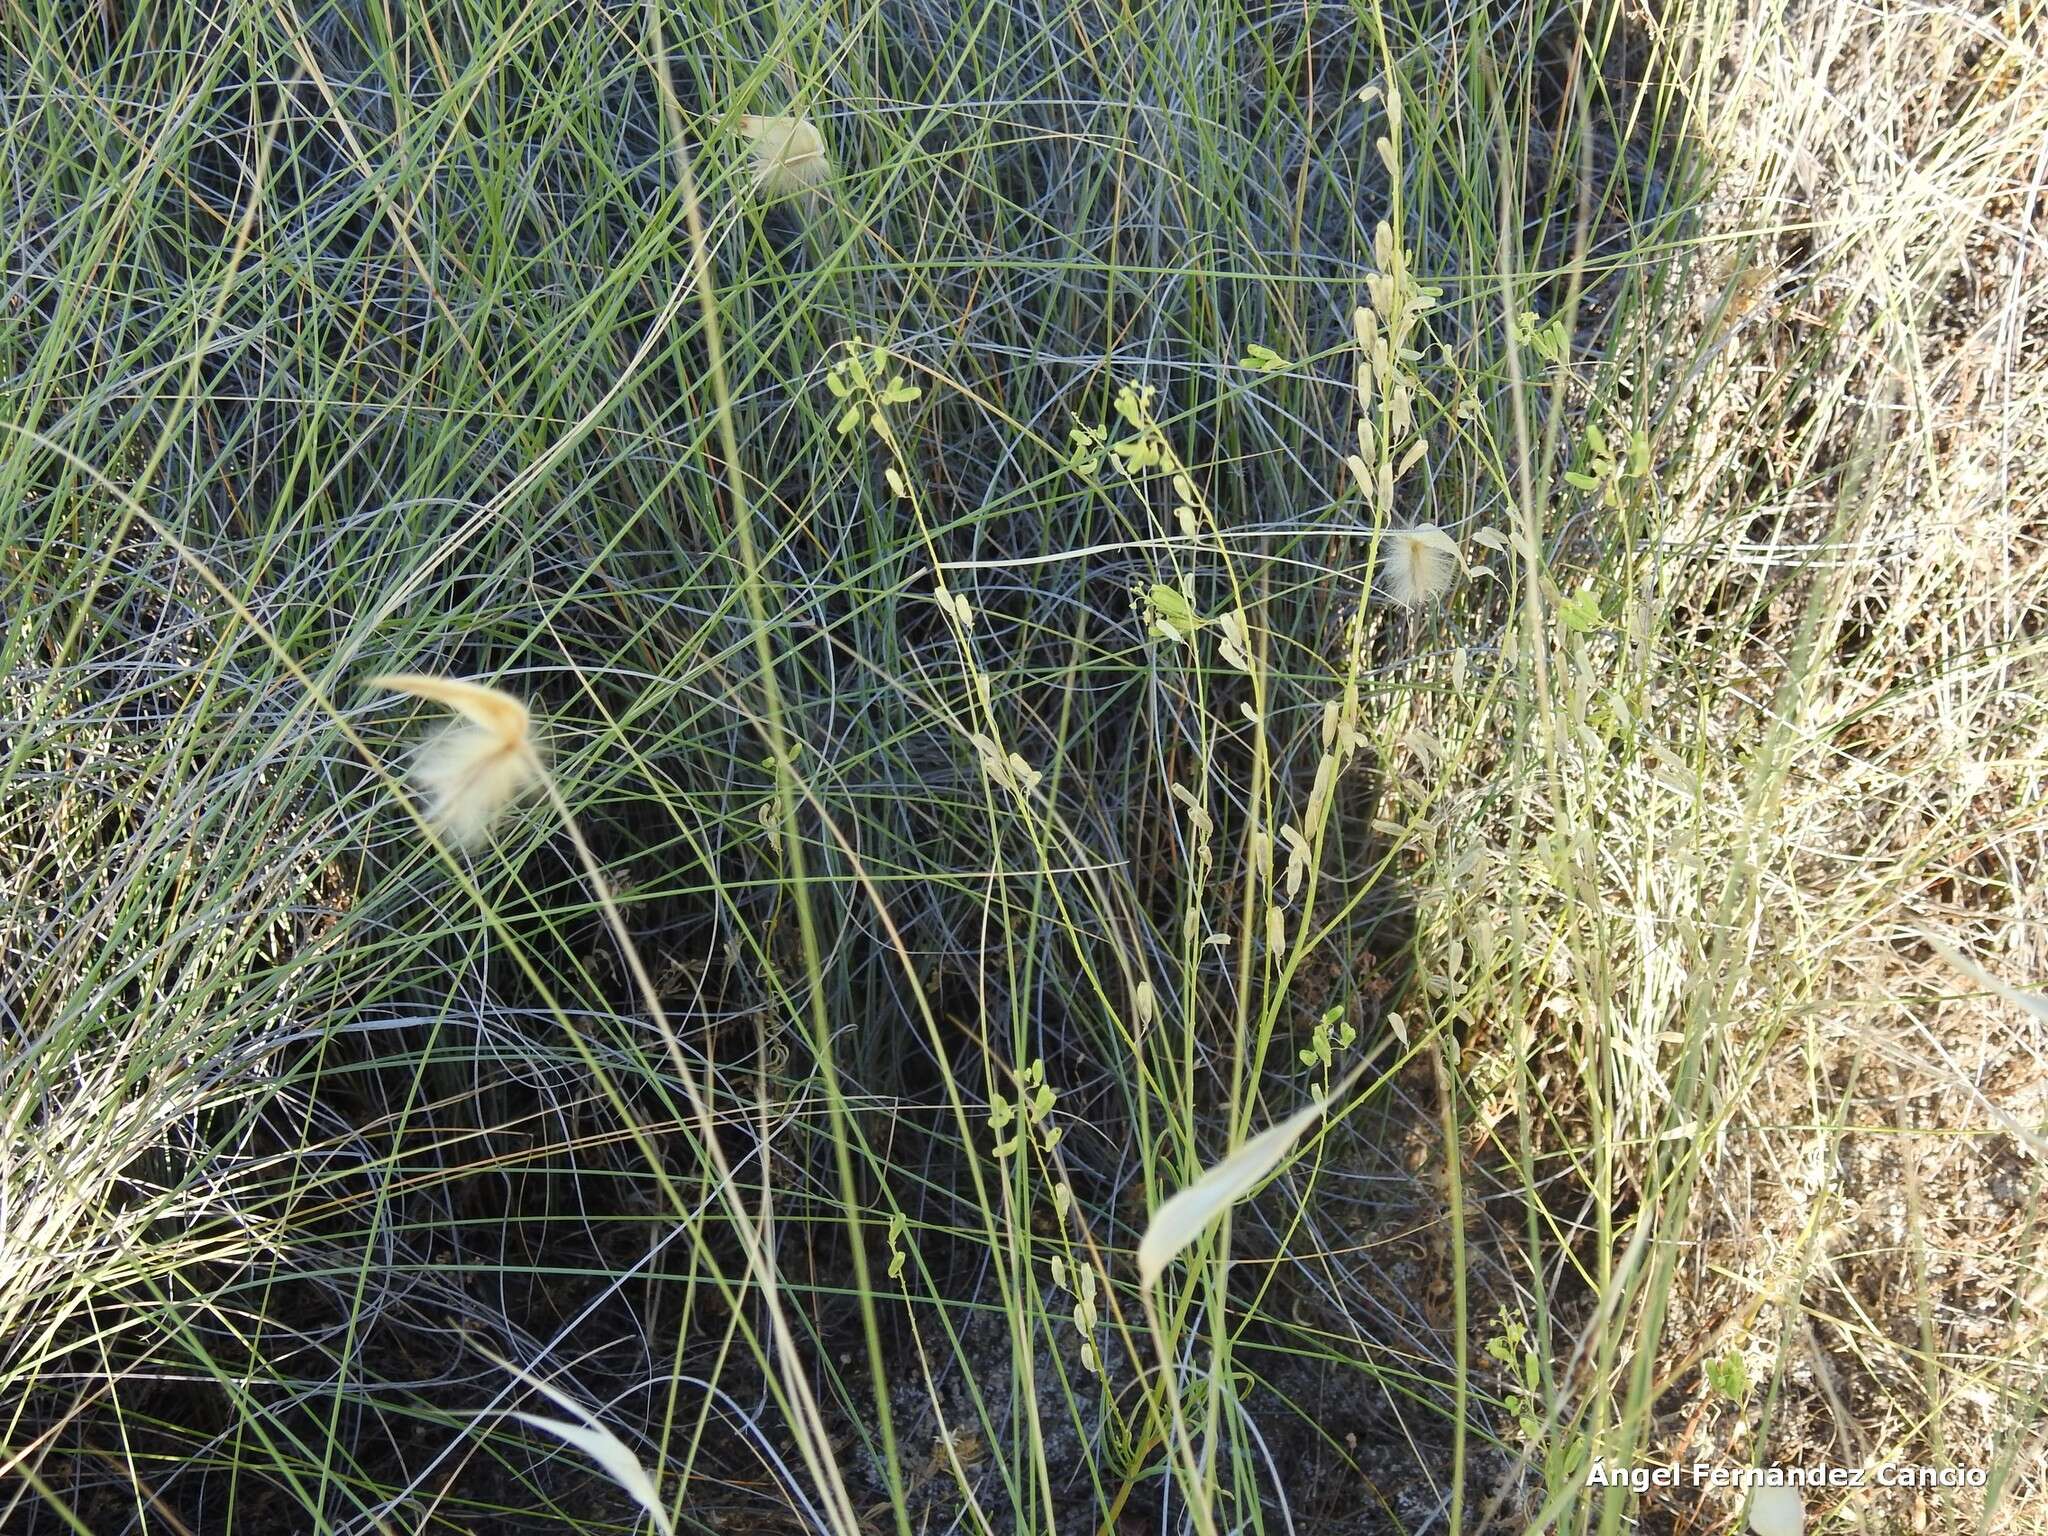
[737, 114, 830, 199]
[369, 673, 540, 846]
[1377, 523, 1460, 608]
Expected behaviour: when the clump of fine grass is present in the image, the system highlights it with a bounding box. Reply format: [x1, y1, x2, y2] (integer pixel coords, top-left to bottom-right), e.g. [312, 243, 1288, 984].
[0, 1, 1700, 1526]
[7, 0, 2041, 1533]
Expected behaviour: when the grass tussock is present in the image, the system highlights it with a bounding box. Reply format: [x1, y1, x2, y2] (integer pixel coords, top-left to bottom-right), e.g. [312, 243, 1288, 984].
[2, 0, 2043, 1533]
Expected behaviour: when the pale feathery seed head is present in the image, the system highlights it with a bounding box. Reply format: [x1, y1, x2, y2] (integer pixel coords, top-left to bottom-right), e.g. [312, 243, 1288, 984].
[737, 114, 830, 199]
[369, 673, 541, 846]
[1377, 524, 1460, 608]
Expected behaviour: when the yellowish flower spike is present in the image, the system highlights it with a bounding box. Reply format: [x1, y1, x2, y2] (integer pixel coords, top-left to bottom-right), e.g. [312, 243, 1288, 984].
[737, 114, 830, 199]
[1377, 523, 1460, 608]
[369, 673, 541, 846]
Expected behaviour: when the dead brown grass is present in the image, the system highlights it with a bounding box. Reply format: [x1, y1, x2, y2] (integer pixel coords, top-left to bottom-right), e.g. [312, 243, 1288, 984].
[1377, 2, 2046, 1529]
[1632, 0, 2045, 1527]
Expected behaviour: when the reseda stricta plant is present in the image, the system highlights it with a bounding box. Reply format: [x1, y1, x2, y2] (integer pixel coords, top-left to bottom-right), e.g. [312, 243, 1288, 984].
[826, 339, 928, 504]
[1563, 420, 1651, 509]
[885, 1212, 910, 1281]
[1141, 581, 1201, 646]
[1107, 383, 1203, 539]
[990, 1059, 1100, 1373]
[1298, 1003, 1357, 1097]
[988, 1058, 1063, 1158]
[1346, 83, 1460, 611]
[1047, 1253, 1104, 1375]
[825, 343, 922, 443]
[818, 342, 1049, 823]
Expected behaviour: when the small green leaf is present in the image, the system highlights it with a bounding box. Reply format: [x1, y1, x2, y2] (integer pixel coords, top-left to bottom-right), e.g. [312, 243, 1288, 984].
[1239, 343, 1291, 372]
[1705, 1349, 1750, 1401]
[1557, 586, 1604, 633]
[1147, 584, 1200, 633]
[1563, 469, 1601, 492]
